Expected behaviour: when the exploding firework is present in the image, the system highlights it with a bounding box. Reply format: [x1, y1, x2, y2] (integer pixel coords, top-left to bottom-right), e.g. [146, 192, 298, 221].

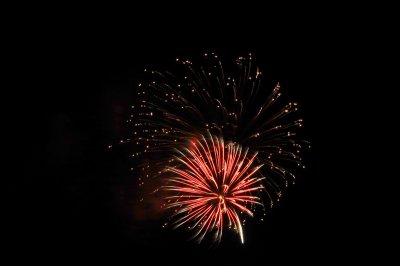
[164, 134, 264, 243]
[129, 52, 308, 243]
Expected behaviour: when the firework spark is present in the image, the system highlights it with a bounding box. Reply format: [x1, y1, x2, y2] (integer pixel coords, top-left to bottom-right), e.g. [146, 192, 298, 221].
[164, 134, 264, 244]
[129, 52, 308, 243]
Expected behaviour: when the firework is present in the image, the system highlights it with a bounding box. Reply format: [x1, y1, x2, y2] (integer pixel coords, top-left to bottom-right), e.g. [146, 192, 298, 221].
[130, 52, 308, 243]
[164, 134, 264, 243]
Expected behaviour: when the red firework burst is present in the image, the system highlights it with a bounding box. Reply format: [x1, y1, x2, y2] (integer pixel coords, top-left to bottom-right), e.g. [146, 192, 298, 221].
[163, 134, 265, 243]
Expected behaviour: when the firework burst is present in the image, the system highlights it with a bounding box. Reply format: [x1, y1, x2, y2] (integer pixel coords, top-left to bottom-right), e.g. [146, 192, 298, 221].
[164, 134, 264, 243]
[129, 52, 309, 243]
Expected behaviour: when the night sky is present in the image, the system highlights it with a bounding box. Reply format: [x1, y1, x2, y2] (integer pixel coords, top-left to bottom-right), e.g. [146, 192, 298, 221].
[6, 14, 372, 265]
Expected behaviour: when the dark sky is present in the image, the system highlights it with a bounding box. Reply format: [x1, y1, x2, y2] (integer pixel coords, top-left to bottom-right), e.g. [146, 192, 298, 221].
[5, 14, 373, 265]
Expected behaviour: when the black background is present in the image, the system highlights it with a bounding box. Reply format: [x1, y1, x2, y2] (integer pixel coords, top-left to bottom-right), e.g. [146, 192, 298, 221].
[5, 9, 376, 265]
